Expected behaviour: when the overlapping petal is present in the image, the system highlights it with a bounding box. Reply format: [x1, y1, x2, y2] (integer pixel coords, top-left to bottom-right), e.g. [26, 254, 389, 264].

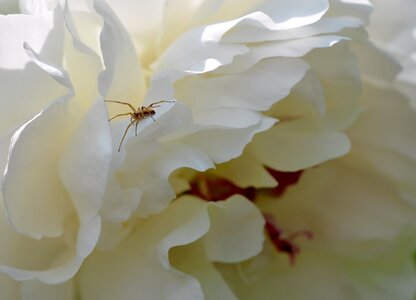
[0, 3, 111, 284]
[78, 195, 264, 300]
[209, 9, 416, 297]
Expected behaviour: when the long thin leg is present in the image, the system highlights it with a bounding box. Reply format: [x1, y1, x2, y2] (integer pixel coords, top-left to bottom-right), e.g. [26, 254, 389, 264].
[149, 100, 175, 107]
[118, 120, 136, 152]
[135, 121, 139, 136]
[105, 100, 136, 112]
[108, 112, 131, 121]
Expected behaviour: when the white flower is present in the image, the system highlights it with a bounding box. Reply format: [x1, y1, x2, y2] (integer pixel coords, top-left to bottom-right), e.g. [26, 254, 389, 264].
[1, 0, 410, 299]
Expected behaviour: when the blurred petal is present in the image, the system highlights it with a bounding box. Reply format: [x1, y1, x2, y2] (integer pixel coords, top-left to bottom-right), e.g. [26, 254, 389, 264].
[0, 273, 20, 300]
[21, 279, 74, 300]
[218, 160, 416, 300]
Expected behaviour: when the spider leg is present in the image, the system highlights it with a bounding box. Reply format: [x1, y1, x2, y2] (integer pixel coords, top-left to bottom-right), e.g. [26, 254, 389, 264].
[135, 120, 139, 136]
[108, 112, 131, 122]
[105, 100, 136, 112]
[118, 120, 136, 152]
[149, 100, 175, 107]
[151, 116, 156, 122]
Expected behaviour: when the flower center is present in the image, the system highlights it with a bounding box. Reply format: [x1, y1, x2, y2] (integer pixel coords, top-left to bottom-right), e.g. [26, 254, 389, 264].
[186, 168, 313, 264]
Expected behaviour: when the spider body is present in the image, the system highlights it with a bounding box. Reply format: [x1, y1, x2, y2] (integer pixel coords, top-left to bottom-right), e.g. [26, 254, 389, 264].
[105, 100, 174, 152]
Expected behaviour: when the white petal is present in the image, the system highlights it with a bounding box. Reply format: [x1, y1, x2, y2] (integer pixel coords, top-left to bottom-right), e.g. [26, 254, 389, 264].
[23, 42, 73, 94]
[0, 10, 62, 69]
[0, 185, 101, 284]
[228, 160, 416, 300]
[1, 101, 75, 239]
[346, 84, 416, 202]
[306, 41, 362, 107]
[179, 116, 275, 164]
[105, 0, 166, 62]
[203, 195, 265, 262]
[0, 216, 101, 284]
[258, 162, 416, 245]
[154, 25, 248, 79]
[61, 6, 104, 99]
[79, 198, 209, 300]
[176, 58, 309, 111]
[94, 0, 145, 102]
[250, 110, 359, 172]
[192, 108, 263, 128]
[59, 99, 112, 224]
[19, 0, 54, 14]
[217, 35, 345, 74]
[209, 5, 329, 45]
[79, 195, 264, 300]
[353, 41, 402, 85]
[21, 279, 74, 300]
[212, 151, 277, 188]
[170, 242, 238, 300]
[0, 10, 66, 136]
[0, 273, 20, 300]
[348, 83, 416, 161]
[221, 13, 361, 43]
[253, 0, 328, 29]
[268, 69, 326, 117]
[100, 178, 142, 223]
[219, 232, 416, 300]
[126, 143, 214, 217]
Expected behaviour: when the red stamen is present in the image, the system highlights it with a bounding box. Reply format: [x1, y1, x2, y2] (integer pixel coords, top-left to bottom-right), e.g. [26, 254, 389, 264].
[264, 213, 313, 265]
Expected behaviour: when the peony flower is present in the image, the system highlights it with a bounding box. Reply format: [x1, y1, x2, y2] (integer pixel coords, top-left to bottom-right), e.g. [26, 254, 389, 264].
[0, 0, 414, 299]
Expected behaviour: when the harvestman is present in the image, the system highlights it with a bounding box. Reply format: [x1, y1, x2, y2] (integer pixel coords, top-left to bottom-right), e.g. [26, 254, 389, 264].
[105, 100, 175, 152]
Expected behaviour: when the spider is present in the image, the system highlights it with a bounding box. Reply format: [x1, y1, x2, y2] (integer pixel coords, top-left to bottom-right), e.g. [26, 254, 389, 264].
[105, 100, 175, 152]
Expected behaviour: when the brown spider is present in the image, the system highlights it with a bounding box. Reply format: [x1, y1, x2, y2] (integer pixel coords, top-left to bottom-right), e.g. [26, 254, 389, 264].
[105, 100, 175, 152]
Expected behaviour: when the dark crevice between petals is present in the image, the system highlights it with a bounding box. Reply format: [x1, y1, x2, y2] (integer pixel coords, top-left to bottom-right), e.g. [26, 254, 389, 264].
[264, 167, 303, 197]
[185, 167, 312, 264]
[187, 174, 256, 202]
